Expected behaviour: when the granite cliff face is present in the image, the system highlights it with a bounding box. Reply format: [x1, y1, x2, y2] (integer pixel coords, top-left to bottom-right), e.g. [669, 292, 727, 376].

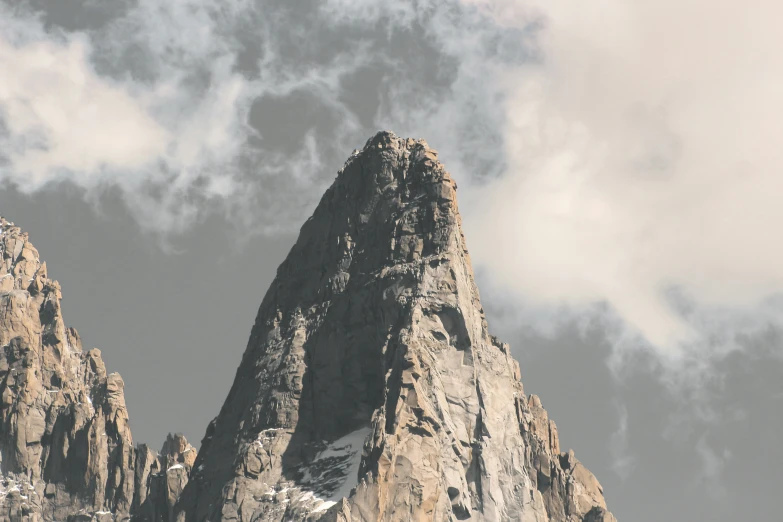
[177, 132, 617, 522]
[0, 218, 135, 521]
[0, 131, 616, 522]
[0, 220, 196, 522]
[134, 433, 198, 522]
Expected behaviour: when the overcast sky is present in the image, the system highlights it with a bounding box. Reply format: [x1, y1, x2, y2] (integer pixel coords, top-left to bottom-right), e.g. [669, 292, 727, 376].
[1, 1, 782, 520]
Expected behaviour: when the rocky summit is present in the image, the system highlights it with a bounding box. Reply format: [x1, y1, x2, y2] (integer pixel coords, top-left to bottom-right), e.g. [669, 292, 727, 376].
[176, 131, 617, 522]
[0, 131, 616, 522]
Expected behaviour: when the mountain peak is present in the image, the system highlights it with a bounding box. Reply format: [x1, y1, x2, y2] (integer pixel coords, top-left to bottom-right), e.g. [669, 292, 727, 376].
[0, 134, 615, 522]
[177, 133, 616, 522]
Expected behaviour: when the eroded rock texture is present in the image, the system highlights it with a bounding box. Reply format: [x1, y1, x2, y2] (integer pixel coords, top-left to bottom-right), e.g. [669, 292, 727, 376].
[0, 218, 135, 521]
[134, 434, 197, 522]
[177, 132, 617, 522]
[0, 220, 196, 522]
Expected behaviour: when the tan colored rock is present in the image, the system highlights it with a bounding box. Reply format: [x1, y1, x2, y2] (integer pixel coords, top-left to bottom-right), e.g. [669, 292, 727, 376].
[132, 433, 198, 522]
[176, 132, 616, 522]
[0, 218, 136, 522]
[0, 132, 616, 522]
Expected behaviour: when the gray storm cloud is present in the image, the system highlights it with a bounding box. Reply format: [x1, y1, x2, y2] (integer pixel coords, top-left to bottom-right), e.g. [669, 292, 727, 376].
[1, 0, 782, 377]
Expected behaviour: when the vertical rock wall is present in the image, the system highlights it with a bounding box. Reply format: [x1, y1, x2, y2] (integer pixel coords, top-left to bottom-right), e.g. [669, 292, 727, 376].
[0, 220, 196, 522]
[177, 132, 617, 522]
[0, 131, 617, 522]
[0, 219, 135, 521]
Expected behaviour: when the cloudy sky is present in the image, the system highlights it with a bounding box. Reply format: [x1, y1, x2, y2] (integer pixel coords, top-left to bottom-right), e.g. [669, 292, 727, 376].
[1, 0, 781, 520]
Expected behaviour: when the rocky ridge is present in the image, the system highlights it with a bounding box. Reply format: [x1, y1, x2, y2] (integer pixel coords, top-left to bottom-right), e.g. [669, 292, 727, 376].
[176, 132, 617, 522]
[0, 131, 617, 522]
[0, 219, 196, 521]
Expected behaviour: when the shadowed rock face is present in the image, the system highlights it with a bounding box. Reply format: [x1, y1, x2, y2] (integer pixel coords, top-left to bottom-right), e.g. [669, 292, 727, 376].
[176, 132, 617, 522]
[134, 433, 198, 522]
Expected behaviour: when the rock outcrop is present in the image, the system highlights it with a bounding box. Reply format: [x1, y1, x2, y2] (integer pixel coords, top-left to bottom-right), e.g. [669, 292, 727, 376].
[0, 218, 135, 521]
[0, 220, 196, 522]
[176, 132, 617, 522]
[133, 434, 197, 522]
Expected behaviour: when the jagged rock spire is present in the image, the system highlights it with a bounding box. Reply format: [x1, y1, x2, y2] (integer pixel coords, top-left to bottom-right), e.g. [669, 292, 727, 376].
[0, 219, 198, 522]
[0, 218, 135, 521]
[177, 132, 616, 522]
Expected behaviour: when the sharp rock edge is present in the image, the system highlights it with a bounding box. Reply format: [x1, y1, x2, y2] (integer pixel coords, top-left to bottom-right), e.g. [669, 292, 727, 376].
[175, 131, 617, 522]
[0, 218, 198, 521]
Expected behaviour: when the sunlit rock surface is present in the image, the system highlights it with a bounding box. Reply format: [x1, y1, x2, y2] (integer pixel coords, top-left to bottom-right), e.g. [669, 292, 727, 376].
[177, 132, 617, 522]
[0, 220, 196, 522]
[0, 218, 135, 521]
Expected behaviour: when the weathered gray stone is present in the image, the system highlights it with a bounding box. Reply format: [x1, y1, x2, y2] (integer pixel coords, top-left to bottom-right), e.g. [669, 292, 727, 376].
[176, 132, 617, 522]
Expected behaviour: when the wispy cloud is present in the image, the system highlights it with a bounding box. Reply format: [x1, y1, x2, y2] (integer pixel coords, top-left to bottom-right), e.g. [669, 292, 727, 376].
[0, 3, 247, 232]
[0, 32, 167, 187]
[694, 435, 732, 498]
[0, 0, 372, 236]
[610, 401, 636, 480]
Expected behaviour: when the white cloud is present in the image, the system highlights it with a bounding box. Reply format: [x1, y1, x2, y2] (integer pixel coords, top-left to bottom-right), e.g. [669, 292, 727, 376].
[0, 22, 168, 189]
[320, 0, 783, 365]
[0, 0, 372, 236]
[458, 0, 783, 363]
[0, 2, 254, 234]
